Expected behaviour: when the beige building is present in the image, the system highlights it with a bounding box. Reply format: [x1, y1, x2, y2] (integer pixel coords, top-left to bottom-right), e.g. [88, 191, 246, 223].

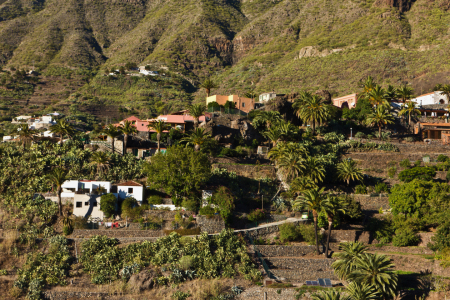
[332, 93, 358, 109]
[207, 95, 254, 113]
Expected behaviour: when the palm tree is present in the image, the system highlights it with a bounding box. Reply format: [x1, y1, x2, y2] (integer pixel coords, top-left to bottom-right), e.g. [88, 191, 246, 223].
[120, 120, 137, 154]
[277, 121, 298, 141]
[293, 90, 314, 107]
[348, 253, 398, 298]
[253, 111, 282, 129]
[181, 127, 211, 151]
[303, 156, 325, 184]
[367, 85, 389, 107]
[187, 104, 206, 129]
[103, 124, 121, 154]
[397, 85, 414, 103]
[365, 106, 394, 140]
[264, 127, 283, 147]
[345, 282, 379, 300]
[277, 152, 305, 182]
[399, 101, 421, 126]
[322, 196, 346, 258]
[384, 85, 397, 102]
[336, 159, 363, 186]
[148, 119, 167, 151]
[90, 151, 111, 178]
[47, 167, 68, 216]
[51, 119, 75, 145]
[358, 76, 376, 100]
[439, 84, 450, 104]
[293, 187, 327, 254]
[17, 124, 36, 149]
[295, 94, 330, 135]
[331, 242, 368, 280]
[200, 78, 218, 98]
[244, 91, 258, 102]
[289, 176, 318, 197]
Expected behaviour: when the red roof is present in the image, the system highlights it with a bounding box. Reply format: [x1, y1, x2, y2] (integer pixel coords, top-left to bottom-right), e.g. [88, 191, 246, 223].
[153, 114, 208, 124]
[116, 180, 143, 187]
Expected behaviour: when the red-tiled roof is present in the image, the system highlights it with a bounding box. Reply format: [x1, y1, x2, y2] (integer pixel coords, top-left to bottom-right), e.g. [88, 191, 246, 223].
[415, 92, 435, 98]
[153, 115, 207, 124]
[116, 180, 143, 187]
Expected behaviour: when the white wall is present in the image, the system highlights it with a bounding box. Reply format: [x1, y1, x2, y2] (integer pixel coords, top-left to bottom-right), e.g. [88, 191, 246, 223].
[73, 194, 104, 219]
[115, 185, 144, 202]
[61, 180, 111, 197]
[411, 92, 449, 106]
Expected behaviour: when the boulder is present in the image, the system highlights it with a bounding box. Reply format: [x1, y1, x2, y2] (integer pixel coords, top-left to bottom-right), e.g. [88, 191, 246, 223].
[128, 270, 156, 292]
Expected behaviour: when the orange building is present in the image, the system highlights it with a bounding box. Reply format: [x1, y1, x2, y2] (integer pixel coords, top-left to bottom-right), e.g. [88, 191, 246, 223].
[332, 93, 358, 109]
[206, 95, 254, 113]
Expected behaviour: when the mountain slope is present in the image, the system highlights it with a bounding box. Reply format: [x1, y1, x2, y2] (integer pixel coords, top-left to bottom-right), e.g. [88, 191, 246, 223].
[0, 0, 450, 119]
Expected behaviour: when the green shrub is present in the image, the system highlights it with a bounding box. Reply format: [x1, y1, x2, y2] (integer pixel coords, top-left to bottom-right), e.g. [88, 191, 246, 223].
[178, 255, 194, 270]
[211, 186, 235, 224]
[279, 223, 300, 242]
[392, 227, 420, 247]
[437, 154, 449, 162]
[62, 225, 73, 236]
[365, 216, 394, 244]
[298, 224, 317, 245]
[387, 167, 397, 178]
[181, 198, 199, 212]
[247, 209, 266, 223]
[121, 197, 138, 218]
[147, 195, 162, 205]
[172, 291, 191, 300]
[0, 269, 7, 275]
[398, 167, 436, 182]
[355, 184, 367, 194]
[100, 193, 117, 218]
[355, 132, 365, 139]
[375, 182, 389, 194]
[446, 170, 450, 182]
[414, 159, 422, 167]
[399, 159, 411, 168]
[199, 206, 215, 217]
[429, 221, 450, 252]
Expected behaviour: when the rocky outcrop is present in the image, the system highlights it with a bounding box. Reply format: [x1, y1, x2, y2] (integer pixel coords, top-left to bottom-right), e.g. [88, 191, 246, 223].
[297, 46, 345, 59]
[128, 269, 156, 292]
[374, 0, 416, 12]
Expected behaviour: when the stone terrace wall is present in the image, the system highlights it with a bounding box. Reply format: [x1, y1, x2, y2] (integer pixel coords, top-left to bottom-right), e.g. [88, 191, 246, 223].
[197, 215, 226, 234]
[269, 258, 337, 282]
[71, 229, 164, 238]
[352, 195, 390, 211]
[257, 245, 317, 257]
[43, 292, 119, 300]
[241, 220, 306, 239]
[367, 245, 433, 255]
[211, 163, 277, 179]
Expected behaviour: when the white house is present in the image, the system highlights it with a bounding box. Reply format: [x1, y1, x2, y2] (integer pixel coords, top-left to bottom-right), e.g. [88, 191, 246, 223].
[411, 91, 449, 106]
[73, 194, 104, 219]
[61, 180, 111, 198]
[2, 135, 16, 142]
[259, 92, 277, 102]
[114, 181, 144, 203]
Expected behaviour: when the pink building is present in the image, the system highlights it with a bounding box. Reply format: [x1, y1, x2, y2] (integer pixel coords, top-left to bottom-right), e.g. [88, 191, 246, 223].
[332, 93, 358, 109]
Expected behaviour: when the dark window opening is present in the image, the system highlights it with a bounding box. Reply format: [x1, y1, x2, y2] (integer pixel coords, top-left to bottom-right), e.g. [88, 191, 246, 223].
[128, 188, 133, 193]
[85, 202, 89, 206]
[76, 202, 82, 208]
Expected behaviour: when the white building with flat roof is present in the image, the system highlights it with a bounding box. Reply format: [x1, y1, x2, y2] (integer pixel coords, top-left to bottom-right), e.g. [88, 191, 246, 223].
[411, 91, 449, 106]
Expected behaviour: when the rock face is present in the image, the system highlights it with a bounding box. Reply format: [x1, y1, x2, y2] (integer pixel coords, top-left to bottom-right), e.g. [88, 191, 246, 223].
[375, 0, 416, 12]
[315, 90, 332, 104]
[128, 270, 156, 292]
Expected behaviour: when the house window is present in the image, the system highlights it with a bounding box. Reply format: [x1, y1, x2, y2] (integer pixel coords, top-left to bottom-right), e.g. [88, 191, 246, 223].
[85, 202, 90, 206]
[76, 202, 82, 208]
[128, 188, 133, 193]
[93, 201, 97, 207]
[242, 103, 245, 107]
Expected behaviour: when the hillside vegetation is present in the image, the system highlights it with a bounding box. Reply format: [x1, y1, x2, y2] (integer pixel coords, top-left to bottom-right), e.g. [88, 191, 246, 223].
[0, 0, 450, 117]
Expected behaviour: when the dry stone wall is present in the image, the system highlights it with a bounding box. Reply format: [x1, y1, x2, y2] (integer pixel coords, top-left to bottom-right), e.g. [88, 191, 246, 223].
[269, 258, 337, 281]
[196, 215, 226, 233]
[257, 245, 317, 257]
[352, 195, 390, 211]
[211, 163, 277, 179]
[71, 229, 164, 238]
